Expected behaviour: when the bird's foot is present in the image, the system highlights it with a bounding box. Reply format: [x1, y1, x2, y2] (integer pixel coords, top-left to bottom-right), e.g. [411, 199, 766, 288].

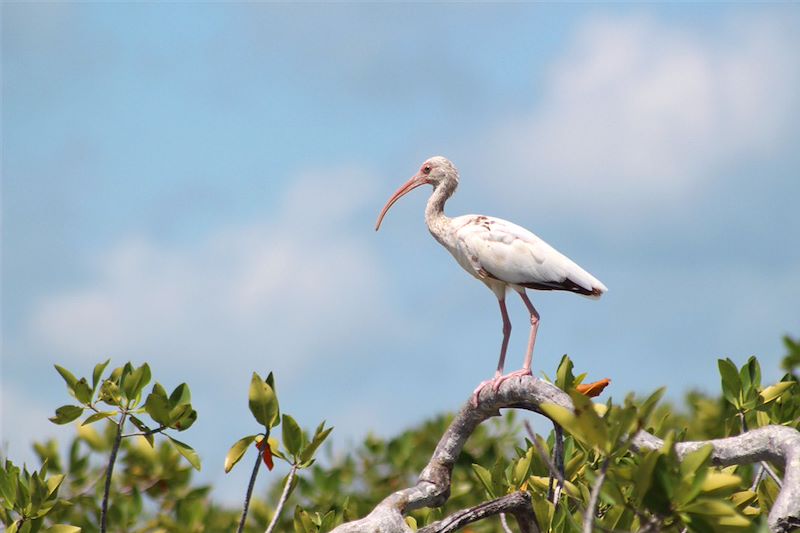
[470, 368, 534, 407]
[471, 377, 499, 407]
[491, 368, 533, 391]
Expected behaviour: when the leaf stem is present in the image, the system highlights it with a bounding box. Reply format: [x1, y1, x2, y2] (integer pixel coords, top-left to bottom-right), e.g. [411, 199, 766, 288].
[121, 425, 167, 438]
[237, 447, 263, 533]
[265, 464, 298, 533]
[101, 411, 127, 533]
[583, 457, 609, 533]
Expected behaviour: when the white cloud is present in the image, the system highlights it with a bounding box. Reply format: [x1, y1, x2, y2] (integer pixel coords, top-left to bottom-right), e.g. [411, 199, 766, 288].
[25, 167, 397, 385]
[481, 14, 799, 218]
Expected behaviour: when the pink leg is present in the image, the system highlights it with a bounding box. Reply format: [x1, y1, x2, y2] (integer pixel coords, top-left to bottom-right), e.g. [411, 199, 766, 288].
[518, 291, 540, 373]
[471, 298, 512, 406]
[490, 291, 539, 391]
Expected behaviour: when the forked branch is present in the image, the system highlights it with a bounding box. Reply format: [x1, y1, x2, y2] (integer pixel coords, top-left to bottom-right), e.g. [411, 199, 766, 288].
[330, 376, 800, 533]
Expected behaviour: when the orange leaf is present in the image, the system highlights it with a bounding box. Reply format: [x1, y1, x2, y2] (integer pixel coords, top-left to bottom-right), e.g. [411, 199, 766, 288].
[576, 378, 611, 398]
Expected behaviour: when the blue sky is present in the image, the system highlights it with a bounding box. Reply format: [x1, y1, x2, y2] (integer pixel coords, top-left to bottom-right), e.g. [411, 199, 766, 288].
[3, 3, 799, 501]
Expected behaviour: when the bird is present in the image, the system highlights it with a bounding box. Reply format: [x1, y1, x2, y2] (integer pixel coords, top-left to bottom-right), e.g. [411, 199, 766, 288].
[375, 156, 607, 405]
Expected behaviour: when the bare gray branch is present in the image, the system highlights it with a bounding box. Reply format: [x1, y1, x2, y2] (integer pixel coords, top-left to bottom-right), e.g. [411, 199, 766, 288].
[330, 375, 800, 533]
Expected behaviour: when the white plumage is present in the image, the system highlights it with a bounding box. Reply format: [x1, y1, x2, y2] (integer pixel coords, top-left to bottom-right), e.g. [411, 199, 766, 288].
[376, 156, 607, 403]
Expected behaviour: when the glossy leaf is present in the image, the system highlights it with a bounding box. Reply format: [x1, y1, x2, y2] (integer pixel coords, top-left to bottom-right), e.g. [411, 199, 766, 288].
[81, 411, 116, 426]
[718, 359, 742, 408]
[54, 365, 78, 395]
[167, 435, 201, 471]
[224, 435, 257, 473]
[299, 422, 332, 463]
[49, 405, 84, 425]
[92, 359, 110, 390]
[248, 372, 278, 428]
[282, 414, 303, 457]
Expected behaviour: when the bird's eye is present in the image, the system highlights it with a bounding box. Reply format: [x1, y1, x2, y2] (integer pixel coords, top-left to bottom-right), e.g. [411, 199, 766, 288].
[422, 165, 432, 174]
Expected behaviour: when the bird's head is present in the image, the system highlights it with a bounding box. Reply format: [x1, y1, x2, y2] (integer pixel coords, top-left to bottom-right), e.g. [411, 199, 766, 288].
[375, 156, 459, 231]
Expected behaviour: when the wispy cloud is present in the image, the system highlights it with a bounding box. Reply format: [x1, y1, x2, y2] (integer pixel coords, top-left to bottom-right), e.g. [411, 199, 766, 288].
[479, 14, 799, 222]
[24, 167, 395, 385]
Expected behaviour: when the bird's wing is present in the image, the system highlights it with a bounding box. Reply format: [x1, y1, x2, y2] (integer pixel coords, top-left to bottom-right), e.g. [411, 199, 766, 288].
[454, 215, 607, 297]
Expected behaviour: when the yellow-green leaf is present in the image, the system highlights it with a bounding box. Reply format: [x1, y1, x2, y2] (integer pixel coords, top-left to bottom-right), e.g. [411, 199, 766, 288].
[45, 526, 82, 533]
[224, 435, 257, 473]
[682, 499, 739, 516]
[248, 373, 278, 428]
[759, 381, 794, 404]
[701, 472, 742, 494]
[167, 435, 201, 471]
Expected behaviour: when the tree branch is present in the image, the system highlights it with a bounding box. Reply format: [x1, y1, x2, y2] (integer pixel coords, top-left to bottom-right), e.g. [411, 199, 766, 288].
[418, 492, 538, 533]
[330, 375, 800, 533]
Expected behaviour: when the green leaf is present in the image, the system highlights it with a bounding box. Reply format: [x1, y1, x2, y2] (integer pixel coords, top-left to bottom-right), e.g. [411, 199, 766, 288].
[166, 436, 201, 471]
[569, 390, 609, 451]
[144, 392, 171, 426]
[122, 364, 151, 402]
[718, 359, 742, 408]
[282, 414, 303, 457]
[639, 387, 666, 423]
[73, 379, 93, 405]
[471, 463, 495, 498]
[700, 472, 742, 494]
[92, 359, 110, 391]
[682, 499, 739, 516]
[759, 381, 794, 404]
[45, 526, 82, 533]
[512, 446, 534, 488]
[81, 411, 116, 426]
[169, 383, 191, 407]
[44, 474, 64, 498]
[128, 415, 155, 446]
[555, 355, 575, 390]
[248, 372, 279, 428]
[680, 444, 713, 477]
[54, 366, 78, 395]
[172, 407, 197, 431]
[224, 435, 258, 473]
[152, 382, 167, 398]
[98, 381, 121, 406]
[740, 356, 761, 393]
[49, 405, 84, 425]
[633, 448, 661, 506]
[299, 422, 332, 463]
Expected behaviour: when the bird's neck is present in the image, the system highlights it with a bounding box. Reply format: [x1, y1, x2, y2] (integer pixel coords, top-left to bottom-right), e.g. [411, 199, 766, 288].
[425, 180, 456, 246]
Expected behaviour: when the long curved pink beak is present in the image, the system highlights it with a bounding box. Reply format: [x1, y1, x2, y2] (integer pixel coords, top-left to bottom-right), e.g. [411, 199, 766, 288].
[374, 175, 427, 231]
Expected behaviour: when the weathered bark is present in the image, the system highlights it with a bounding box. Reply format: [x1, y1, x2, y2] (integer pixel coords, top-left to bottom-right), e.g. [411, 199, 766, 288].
[330, 375, 800, 533]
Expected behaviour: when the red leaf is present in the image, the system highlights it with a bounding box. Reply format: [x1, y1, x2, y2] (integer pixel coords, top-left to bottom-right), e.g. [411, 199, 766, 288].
[576, 378, 611, 398]
[262, 444, 274, 470]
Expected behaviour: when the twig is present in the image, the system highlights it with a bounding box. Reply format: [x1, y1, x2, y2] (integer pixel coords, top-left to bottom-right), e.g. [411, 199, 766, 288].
[741, 411, 783, 490]
[500, 512, 514, 533]
[121, 425, 167, 438]
[552, 423, 565, 504]
[523, 419, 565, 504]
[100, 412, 127, 533]
[265, 464, 298, 533]
[237, 448, 262, 533]
[762, 462, 784, 488]
[583, 457, 609, 533]
[418, 492, 538, 533]
[751, 466, 766, 492]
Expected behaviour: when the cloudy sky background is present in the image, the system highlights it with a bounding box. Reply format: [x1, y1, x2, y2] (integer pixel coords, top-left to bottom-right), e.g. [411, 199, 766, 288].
[3, 3, 799, 501]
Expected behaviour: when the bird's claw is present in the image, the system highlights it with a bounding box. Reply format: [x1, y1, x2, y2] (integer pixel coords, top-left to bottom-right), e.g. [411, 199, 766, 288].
[471, 379, 495, 407]
[471, 369, 533, 407]
[491, 368, 532, 391]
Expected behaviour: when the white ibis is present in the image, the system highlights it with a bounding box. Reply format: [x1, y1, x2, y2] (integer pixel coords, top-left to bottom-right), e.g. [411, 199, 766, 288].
[375, 156, 607, 404]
